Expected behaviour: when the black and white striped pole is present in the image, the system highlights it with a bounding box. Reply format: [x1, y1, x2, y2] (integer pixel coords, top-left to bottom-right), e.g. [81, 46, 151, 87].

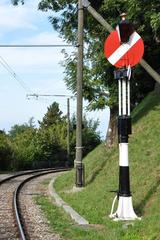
[104, 13, 144, 220]
[109, 67, 139, 220]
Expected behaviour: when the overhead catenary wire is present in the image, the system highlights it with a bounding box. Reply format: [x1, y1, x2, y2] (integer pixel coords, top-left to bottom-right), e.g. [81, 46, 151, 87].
[0, 44, 75, 48]
[26, 93, 75, 98]
[0, 43, 75, 93]
[0, 55, 32, 93]
[26, 93, 90, 110]
[26, 94, 77, 110]
[27, 95, 76, 107]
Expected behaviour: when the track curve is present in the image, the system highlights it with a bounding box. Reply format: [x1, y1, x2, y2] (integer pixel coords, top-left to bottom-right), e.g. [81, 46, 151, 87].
[0, 168, 69, 239]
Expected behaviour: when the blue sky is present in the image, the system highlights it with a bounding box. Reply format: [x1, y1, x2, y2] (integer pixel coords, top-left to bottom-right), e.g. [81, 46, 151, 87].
[0, 0, 109, 139]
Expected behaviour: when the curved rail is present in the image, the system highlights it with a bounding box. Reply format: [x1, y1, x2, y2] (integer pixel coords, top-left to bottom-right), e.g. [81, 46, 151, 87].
[0, 167, 68, 185]
[13, 168, 69, 240]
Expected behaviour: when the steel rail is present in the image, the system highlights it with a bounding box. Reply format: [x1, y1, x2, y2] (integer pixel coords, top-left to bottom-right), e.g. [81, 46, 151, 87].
[0, 167, 65, 185]
[13, 168, 70, 240]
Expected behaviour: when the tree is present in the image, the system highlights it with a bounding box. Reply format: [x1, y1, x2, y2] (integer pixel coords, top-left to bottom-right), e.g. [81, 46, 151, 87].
[37, 102, 101, 166]
[32, 127, 66, 168]
[0, 131, 13, 170]
[8, 119, 36, 170]
[39, 102, 63, 128]
[4, 100, 101, 170]
[9, 118, 35, 139]
[12, 127, 36, 170]
[27, 102, 66, 167]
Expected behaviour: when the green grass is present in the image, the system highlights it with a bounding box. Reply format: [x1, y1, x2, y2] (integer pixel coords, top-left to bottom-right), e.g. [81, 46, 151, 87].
[36, 196, 108, 240]
[37, 91, 160, 240]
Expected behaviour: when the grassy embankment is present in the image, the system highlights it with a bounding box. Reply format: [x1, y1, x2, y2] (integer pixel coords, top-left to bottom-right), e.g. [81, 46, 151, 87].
[37, 91, 160, 240]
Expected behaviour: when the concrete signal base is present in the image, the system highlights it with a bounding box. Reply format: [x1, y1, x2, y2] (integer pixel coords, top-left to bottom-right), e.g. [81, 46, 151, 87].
[110, 196, 140, 221]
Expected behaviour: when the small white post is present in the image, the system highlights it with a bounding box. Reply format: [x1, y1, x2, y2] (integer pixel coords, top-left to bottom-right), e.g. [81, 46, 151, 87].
[118, 79, 122, 115]
[122, 78, 127, 115]
[127, 79, 130, 115]
[119, 142, 129, 167]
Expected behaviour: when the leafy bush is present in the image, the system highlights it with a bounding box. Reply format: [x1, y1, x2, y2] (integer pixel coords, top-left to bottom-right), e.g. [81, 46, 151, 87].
[0, 131, 13, 171]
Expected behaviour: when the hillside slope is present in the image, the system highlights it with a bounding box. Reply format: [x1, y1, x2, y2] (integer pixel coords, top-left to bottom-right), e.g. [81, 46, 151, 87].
[43, 91, 160, 240]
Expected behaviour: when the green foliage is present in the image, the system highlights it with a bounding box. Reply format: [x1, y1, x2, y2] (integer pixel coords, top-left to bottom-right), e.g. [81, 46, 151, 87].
[132, 91, 160, 123]
[0, 131, 13, 171]
[9, 124, 27, 139]
[39, 102, 63, 128]
[33, 125, 67, 168]
[150, 12, 160, 37]
[36, 196, 105, 240]
[9, 117, 35, 139]
[12, 127, 36, 170]
[0, 100, 101, 171]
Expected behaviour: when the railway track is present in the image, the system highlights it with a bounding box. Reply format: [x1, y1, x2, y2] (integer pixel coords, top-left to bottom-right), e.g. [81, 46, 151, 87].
[0, 168, 69, 239]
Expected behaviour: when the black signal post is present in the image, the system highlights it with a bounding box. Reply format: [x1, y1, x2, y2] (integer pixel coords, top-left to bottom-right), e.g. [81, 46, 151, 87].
[109, 14, 140, 221]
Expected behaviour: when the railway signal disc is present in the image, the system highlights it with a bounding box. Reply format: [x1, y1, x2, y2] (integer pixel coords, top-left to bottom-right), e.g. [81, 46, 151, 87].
[104, 30, 144, 68]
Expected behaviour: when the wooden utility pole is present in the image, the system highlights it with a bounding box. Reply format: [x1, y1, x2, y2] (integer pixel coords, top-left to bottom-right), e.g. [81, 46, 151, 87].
[75, 0, 85, 187]
[67, 98, 70, 160]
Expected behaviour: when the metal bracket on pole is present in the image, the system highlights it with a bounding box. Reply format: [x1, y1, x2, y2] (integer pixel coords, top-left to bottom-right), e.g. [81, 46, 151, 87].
[82, 0, 90, 8]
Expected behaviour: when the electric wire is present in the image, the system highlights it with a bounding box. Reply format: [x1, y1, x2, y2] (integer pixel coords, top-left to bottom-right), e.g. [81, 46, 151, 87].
[0, 44, 75, 48]
[27, 95, 87, 111]
[27, 95, 77, 110]
[0, 55, 32, 93]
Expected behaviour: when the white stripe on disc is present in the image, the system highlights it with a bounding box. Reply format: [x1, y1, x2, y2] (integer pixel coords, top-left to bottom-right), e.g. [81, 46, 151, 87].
[108, 31, 141, 65]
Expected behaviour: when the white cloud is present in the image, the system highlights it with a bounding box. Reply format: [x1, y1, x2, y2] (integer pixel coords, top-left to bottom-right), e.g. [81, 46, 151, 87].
[0, 5, 37, 30]
[0, 47, 63, 67]
[23, 32, 65, 45]
[0, 0, 55, 37]
[0, 2, 71, 73]
[0, 31, 74, 76]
